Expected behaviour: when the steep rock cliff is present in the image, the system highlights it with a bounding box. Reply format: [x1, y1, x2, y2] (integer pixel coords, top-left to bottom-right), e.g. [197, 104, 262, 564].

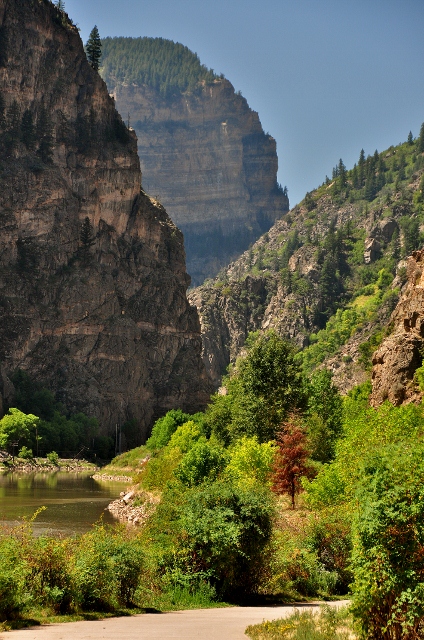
[0, 0, 211, 439]
[371, 249, 424, 407]
[101, 40, 289, 285]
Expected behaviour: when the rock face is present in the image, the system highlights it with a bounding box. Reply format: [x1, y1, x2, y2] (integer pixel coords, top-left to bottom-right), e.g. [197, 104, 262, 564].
[0, 0, 211, 440]
[371, 249, 424, 407]
[106, 78, 289, 285]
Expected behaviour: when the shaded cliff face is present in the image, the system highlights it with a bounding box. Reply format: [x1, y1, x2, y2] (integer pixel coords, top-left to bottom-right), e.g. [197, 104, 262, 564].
[371, 249, 424, 407]
[105, 78, 289, 285]
[0, 0, 211, 439]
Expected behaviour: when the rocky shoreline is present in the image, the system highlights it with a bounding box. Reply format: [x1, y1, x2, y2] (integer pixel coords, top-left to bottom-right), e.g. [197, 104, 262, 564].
[0, 458, 98, 473]
[92, 473, 133, 483]
[107, 488, 159, 525]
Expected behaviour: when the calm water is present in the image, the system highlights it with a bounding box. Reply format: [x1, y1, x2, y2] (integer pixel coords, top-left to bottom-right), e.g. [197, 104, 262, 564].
[0, 471, 128, 536]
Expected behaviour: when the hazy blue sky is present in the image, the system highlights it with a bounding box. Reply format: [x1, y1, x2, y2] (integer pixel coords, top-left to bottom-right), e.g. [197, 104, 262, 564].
[66, 0, 424, 206]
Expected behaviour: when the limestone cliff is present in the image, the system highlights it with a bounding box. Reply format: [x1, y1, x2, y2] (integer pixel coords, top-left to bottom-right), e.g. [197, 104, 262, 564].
[371, 249, 424, 407]
[100, 40, 289, 285]
[0, 0, 211, 440]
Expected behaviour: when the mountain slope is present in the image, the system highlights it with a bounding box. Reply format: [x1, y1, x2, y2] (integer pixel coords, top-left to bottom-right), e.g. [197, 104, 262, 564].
[100, 37, 289, 285]
[189, 135, 424, 389]
[0, 0, 212, 441]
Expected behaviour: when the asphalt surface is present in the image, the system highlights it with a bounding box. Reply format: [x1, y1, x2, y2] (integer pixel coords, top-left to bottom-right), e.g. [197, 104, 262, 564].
[1, 602, 349, 640]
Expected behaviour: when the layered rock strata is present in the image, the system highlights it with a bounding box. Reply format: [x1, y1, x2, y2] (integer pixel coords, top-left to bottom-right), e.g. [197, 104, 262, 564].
[106, 78, 289, 285]
[0, 0, 212, 439]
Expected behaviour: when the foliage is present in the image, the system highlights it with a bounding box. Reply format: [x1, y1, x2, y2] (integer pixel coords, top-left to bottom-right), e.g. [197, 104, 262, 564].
[174, 441, 226, 487]
[272, 413, 314, 508]
[18, 446, 33, 460]
[245, 605, 353, 640]
[208, 331, 306, 444]
[46, 451, 59, 466]
[225, 436, 275, 488]
[100, 37, 218, 99]
[146, 409, 193, 451]
[0, 408, 39, 451]
[176, 481, 273, 597]
[305, 370, 343, 463]
[350, 444, 424, 639]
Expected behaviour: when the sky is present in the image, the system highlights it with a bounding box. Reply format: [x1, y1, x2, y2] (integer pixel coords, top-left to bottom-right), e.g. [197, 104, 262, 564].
[66, 0, 424, 207]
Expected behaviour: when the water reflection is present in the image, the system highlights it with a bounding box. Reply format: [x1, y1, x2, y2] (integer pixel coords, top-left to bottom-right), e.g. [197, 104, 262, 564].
[0, 471, 128, 537]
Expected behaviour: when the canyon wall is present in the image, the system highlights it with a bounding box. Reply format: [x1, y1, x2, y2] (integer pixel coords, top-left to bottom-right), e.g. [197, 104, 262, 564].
[0, 0, 212, 440]
[106, 78, 289, 285]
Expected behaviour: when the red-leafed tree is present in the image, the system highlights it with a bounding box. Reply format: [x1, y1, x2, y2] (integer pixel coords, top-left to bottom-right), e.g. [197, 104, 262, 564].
[272, 413, 314, 509]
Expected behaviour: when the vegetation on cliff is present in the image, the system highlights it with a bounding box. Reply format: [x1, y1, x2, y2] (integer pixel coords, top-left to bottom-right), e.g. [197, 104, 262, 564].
[100, 37, 218, 99]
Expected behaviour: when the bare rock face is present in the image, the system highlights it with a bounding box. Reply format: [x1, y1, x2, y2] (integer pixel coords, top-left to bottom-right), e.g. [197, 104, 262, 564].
[0, 0, 212, 439]
[107, 80, 289, 285]
[371, 249, 424, 407]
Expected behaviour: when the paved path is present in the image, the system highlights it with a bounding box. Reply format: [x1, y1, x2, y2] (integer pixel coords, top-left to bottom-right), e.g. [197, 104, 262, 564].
[1, 602, 349, 640]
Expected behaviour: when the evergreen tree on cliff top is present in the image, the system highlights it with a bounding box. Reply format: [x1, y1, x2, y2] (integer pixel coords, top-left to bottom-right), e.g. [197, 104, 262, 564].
[86, 26, 101, 71]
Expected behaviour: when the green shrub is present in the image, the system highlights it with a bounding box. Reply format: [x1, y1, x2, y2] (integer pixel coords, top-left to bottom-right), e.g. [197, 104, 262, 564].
[225, 436, 275, 488]
[176, 481, 273, 597]
[0, 537, 30, 620]
[167, 420, 206, 453]
[146, 409, 192, 451]
[70, 525, 143, 610]
[46, 451, 59, 466]
[18, 445, 33, 460]
[175, 441, 226, 487]
[351, 443, 424, 638]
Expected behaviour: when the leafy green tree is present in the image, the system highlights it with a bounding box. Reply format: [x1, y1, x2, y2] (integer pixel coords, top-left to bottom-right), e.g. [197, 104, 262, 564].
[224, 436, 275, 488]
[305, 370, 343, 463]
[175, 441, 226, 487]
[0, 408, 39, 451]
[86, 26, 102, 71]
[351, 444, 424, 639]
[146, 409, 193, 450]
[208, 331, 306, 444]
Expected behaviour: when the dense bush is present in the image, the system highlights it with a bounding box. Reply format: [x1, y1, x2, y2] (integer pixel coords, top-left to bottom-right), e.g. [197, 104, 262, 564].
[351, 444, 424, 639]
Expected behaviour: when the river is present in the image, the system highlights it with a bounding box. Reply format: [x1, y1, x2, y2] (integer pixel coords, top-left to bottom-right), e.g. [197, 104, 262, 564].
[0, 471, 128, 536]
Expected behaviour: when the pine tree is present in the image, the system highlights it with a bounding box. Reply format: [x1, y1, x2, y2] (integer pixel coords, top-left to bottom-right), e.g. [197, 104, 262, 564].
[21, 109, 35, 150]
[408, 131, 414, 145]
[85, 26, 101, 71]
[358, 148, 366, 187]
[36, 106, 53, 163]
[79, 217, 95, 258]
[418, 123, 424, 153]
[5, 100, 20, 150]
[55, 0, 65, 10]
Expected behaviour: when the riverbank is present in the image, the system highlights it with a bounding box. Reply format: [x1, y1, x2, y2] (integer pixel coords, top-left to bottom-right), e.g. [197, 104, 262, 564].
[0, 457, 98, 473]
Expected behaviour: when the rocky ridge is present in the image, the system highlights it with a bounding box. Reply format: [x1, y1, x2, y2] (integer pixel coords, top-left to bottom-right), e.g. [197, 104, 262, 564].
[101, 40, 289, 285]
[371, 249, 424, 407]
[189, 142, 424, 391]
[0, 0, 212, 441]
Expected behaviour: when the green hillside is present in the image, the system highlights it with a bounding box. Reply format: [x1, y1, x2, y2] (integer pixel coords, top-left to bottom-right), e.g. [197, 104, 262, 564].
[100, 37, 219, 99]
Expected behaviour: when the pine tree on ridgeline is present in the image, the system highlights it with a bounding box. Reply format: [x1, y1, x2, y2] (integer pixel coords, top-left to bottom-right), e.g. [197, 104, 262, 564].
[418, 123, 424, 153]
[86, 26, 101, 71]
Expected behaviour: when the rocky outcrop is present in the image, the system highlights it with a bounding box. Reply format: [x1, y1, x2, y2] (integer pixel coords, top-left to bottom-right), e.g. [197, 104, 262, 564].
[0, 0, 212, 440]
[105, 77, 289, 285]
[371, 249, 424, 407]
